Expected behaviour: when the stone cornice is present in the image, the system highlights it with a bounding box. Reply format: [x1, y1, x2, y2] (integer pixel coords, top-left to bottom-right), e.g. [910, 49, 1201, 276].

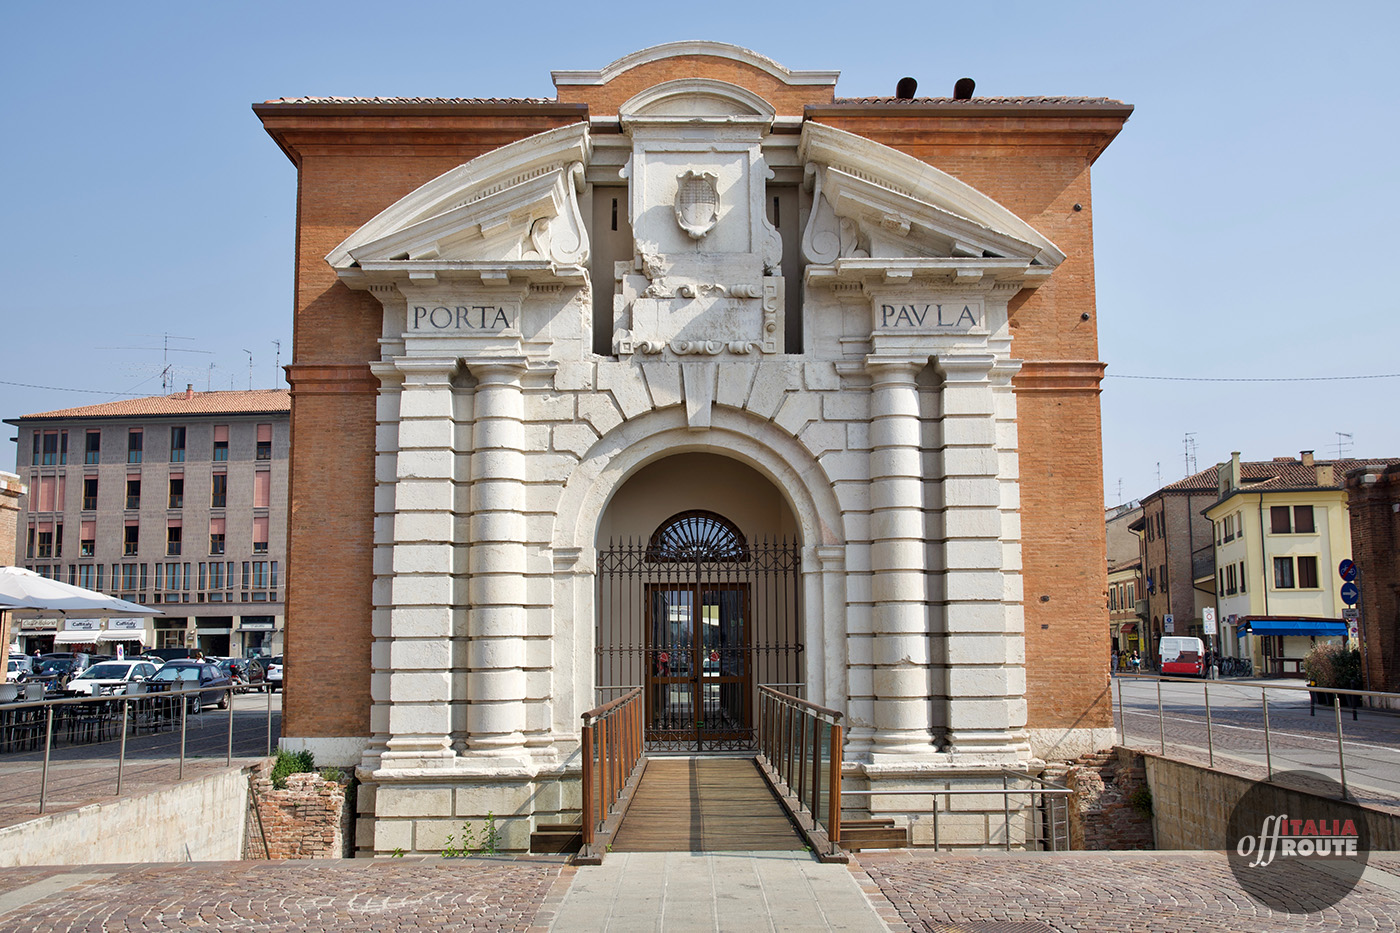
[1011, 360, 1105, 394]
[285, 363, 380, 396]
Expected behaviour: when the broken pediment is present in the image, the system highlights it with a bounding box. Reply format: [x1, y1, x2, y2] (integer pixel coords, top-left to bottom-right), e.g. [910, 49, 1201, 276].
[798, 123, 1064, 282]
[327, 124, 592, 283]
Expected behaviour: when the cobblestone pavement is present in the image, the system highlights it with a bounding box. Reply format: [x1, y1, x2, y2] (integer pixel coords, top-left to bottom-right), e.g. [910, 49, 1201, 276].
[0, 857, 573, 933]
[3, 850, 1400, 932]
[856, 850, 1400, 933]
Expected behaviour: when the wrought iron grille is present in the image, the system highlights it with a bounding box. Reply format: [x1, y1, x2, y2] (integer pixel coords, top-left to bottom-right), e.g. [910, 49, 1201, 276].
[597, 531, 802, 752]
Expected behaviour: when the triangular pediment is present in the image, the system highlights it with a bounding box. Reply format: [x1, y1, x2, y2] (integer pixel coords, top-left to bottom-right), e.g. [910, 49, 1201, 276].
[328, 124, 591, 280]
[799, 123, 1064, 277]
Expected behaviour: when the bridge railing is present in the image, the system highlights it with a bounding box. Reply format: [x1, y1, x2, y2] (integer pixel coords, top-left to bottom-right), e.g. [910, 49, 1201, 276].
[579, 686, 643, 858]
[757, 685, 843, 856]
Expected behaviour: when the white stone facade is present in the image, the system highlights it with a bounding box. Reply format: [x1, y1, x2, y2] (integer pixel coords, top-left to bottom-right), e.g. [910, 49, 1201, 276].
[325, 56, 1075, 852]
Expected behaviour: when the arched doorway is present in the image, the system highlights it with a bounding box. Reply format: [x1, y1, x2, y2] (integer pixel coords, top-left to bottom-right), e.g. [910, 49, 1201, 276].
[596, 454, 802, 752]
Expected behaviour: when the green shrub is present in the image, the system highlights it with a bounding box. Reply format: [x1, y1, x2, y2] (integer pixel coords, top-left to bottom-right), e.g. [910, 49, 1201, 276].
[270, 748, 316, 789]
[1129, 785, 1153, 819]
[1303, 644, 1362, 690]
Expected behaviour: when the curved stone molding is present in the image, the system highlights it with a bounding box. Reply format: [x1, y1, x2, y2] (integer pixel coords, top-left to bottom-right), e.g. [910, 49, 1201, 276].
[619, 78, 778, 125]
[553, 41, 839, 89]
[801, 164, 868, 265]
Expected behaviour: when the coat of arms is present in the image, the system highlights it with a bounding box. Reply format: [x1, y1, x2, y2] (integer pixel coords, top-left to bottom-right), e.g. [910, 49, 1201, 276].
[674, 171, 719, 239]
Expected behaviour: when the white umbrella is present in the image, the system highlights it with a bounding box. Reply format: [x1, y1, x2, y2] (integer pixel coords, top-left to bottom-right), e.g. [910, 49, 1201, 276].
[0, 566, 162, 618]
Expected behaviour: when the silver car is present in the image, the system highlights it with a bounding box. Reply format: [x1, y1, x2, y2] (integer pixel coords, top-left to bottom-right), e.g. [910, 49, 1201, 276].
[66, 661, 161, 696]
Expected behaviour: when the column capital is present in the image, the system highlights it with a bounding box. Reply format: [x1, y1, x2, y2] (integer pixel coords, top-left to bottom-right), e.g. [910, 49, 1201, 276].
[463, 356, 530, 382]
[864, 355, 927, 381]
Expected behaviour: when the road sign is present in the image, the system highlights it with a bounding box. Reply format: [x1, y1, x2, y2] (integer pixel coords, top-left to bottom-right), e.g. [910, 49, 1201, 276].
[1203, 607, 1217, 635]
[1339, 559, 1357, 582]
[1164, 613, 1175, 633]
[1343, 607, 1359, 622]
[1340, 581, 1360, 605]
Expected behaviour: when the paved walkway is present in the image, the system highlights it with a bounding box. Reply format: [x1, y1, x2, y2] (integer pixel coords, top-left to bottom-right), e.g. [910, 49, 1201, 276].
[2, 849, 1400, 931]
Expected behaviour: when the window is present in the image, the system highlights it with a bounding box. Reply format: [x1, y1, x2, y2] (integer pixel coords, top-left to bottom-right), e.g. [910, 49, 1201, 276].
[1127, 583, 1135, 603]
[77, 564, 95, 589]
[1273, 557, 1295, 589]
[254, 470, 271, 508]
[1298, 555, 1319, 588]
[82, 477, 98, 510]
[37, 529, 53, 559]
[30, 433, 40, 466]
[211, 474, 227, 508]
[125, 478, 141, 510]
[210, 517, 225, 555]
[80, 520, 95, 557]
[123, 525, 139, 557]
[41, 431, 59, 466]
[1270, 506, 1291, 534]
[85, 430, 101, 464]
[253, 515, 269, 554]
[1223, 515, 1235, 542]
[1109, 587, 1118, 611]
[256, 423, 272, 461]
[127, 429, 143, 464]
[1226, 564, 1237, 596]
[1235, 511, 1244, 540]
[1238, 561, 1247, 593]
[170, 426, 186, 463]
[168, 477, 184, 509]
[167, 525, 182, 556]
[213, 425, 229, 462]
[60, 432, 67, 465]
[54, 523, 62, 559]
[1294, 506, 1315, 534]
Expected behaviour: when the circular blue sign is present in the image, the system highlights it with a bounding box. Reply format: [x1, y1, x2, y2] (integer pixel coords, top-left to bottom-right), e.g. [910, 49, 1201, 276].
[1339, 559, 1357, 582]
[1340, 581, 1360, 605]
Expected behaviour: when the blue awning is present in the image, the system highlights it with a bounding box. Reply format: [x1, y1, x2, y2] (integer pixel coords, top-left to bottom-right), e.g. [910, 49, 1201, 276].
[1242, 619, 1348, 637]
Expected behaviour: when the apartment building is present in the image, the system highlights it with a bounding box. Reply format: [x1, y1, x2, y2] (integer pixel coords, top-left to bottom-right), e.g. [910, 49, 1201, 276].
[6, 388, 288, 658]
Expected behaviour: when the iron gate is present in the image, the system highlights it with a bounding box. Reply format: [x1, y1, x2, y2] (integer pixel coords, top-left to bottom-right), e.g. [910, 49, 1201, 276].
[596, 511, 802, 752]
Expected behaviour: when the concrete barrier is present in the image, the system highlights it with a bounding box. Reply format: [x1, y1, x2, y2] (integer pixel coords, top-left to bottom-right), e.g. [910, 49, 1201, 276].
[0, 766, 254, 867]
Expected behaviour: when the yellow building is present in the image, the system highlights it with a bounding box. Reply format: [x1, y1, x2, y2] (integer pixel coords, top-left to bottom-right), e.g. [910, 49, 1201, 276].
[1207, 451, 1396, 676]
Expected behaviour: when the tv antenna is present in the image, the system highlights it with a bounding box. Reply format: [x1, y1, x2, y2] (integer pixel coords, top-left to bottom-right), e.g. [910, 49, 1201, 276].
[1183, 432, 1198, 475]
[242, 349, 254, 390]
[97, 333, 213, 393]
[272, 340, 281, 386]
[1334, 432, 1353, 459]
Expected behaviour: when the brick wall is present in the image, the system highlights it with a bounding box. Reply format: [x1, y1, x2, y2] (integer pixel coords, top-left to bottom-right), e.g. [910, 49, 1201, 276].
[1347, 464, 1400, 691]
[247, 761, 355, 859]
[1064, 748, 1154, 850]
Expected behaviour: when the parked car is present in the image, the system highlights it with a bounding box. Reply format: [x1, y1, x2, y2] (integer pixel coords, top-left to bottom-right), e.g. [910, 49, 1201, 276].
[7, 655, 34, 683]
[214, 657, 266, 693]
[31, 654, 93, 692]
[64, 660, 161, 696]
[265, 656, 283, 692]
[146, 647, 202, 663]
[144, 661, 233, 713]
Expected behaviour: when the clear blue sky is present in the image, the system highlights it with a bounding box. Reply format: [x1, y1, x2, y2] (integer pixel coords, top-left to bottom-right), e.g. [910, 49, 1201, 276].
[3, 1, 1396, 505]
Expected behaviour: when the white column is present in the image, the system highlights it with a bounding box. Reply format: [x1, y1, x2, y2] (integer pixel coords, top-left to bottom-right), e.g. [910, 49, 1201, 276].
[937, 353, 1026, 756]
[380, 357, 461, 767]
[463, 358, 530, 761]
[865, 356, 935, 757]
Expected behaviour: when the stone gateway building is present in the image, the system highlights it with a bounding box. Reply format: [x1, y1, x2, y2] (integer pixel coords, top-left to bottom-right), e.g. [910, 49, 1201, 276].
[255, 42, 1131, 854]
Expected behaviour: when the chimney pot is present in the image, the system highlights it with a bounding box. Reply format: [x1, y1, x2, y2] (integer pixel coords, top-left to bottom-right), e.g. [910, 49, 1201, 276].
[1301, 450, 1315, 468]
[185, 385, 194, 401]
[895, 77, 917, 100]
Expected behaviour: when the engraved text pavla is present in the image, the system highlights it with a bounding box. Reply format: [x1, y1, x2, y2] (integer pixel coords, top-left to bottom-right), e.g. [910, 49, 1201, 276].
[876, 300, 983, 332]
[407, 302, 517, 333]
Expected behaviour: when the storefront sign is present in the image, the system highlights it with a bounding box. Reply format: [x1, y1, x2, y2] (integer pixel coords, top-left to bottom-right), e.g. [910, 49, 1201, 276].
[65, 618, 100, 631]
[240, 620, 275, 631]
[19, 619, 58, 632]
[109, 618, 142, 631]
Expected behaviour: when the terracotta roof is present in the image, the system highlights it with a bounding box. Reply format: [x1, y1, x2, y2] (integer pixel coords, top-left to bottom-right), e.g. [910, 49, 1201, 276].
[1156, 457, 1400, 496]
[10, 389, 290, 422]
[261, 96, 556, 105]
[830, 96, 1128, 106]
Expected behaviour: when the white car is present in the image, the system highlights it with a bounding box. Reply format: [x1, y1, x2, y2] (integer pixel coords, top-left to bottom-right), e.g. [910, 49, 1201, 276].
[7, 656, 34, 683]
[265, 656, 282, 691]
[66, 660, 161, 696]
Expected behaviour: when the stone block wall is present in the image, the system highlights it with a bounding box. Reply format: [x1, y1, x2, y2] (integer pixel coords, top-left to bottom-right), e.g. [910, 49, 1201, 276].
[1064, 747, 1153, 850]
[248, 762, 355, 859]
[1347, 463, 1400, 692]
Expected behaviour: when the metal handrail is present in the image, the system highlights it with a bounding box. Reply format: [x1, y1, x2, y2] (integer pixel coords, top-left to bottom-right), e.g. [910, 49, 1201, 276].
[0, 683, 269, 814]
[758, 685, 843, 854]
[840, 771, 1074, 852]
[1114, 673, 1400, 799]
[579, 686, 643, 854]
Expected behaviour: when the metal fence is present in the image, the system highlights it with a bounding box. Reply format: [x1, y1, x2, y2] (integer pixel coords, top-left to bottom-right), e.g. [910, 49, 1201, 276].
[1115, 673, 1400, 800]
[0, 686, 279, 814]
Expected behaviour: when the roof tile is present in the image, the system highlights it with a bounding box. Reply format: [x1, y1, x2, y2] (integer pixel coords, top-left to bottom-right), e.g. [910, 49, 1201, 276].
[11, 389, 290, 422]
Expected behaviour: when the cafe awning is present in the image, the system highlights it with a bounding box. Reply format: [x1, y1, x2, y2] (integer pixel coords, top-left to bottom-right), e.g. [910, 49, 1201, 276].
[96, 631, 149, 643]
[53, 631, 101, 645]
[1241, 618, 1348, 637]
[1120, 622, 1137, 634]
